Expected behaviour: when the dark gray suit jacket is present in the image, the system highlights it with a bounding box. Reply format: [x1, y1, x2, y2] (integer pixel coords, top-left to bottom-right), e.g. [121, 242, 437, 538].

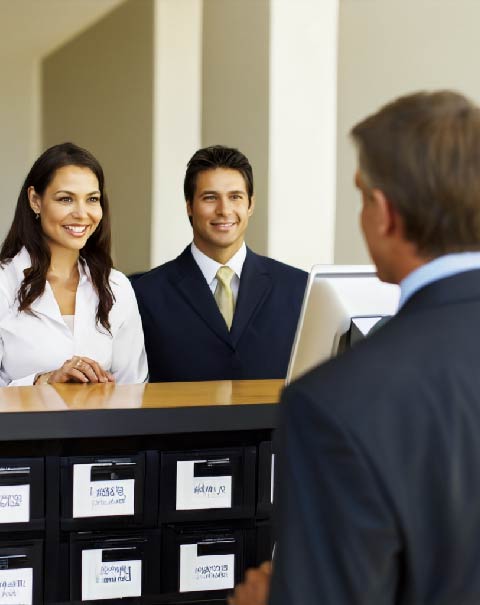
[133, 246, 307, 382]
[270, 269, 480, 605]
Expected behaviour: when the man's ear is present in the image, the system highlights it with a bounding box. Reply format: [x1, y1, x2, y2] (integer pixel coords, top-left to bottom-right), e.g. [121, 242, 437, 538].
[186, 200, 193, 217]
[371, 188, 397, 237]
[28, 186, 41, 214]
[248, 195, 255, 216]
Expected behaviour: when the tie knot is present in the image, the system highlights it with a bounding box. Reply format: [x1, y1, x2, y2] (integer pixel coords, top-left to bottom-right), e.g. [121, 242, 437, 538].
[216, 266, 235, 286]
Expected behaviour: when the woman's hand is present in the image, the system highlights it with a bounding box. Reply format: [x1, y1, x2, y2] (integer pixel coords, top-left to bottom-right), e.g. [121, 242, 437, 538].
[228, 561, 272, 605]
[35, 356, 115, 384]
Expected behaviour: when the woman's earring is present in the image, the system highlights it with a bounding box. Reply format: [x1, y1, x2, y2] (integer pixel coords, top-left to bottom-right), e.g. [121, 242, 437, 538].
[35, 213, 40, 221]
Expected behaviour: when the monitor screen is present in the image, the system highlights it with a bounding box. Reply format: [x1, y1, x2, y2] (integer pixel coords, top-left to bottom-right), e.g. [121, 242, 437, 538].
[286, 265, 400, 383]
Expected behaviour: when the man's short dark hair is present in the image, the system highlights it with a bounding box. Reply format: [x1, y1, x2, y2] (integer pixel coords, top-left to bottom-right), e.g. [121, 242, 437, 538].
[184, 145, 254, 203]
[351, 90, 480, 256]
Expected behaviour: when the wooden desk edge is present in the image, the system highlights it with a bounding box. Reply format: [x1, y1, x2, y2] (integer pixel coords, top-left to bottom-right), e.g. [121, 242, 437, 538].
[0, 380, 284, 442]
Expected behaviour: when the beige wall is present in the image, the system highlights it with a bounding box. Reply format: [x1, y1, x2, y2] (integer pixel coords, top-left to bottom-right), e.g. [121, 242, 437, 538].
[202, 0, 270, 256]
[335, 0, 480, 264]
[202, 0, 338, 270]
[0, 55, 40, 243]
[38, 0, 480, 271]
[42, 0, 154, 275]
[0, 0, 123, 248]
[268, 0, 338, 270]
[151, 0, 202, 267]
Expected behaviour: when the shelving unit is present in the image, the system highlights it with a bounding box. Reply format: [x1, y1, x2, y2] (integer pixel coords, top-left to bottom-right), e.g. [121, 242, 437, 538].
[0, 380, 281, 604]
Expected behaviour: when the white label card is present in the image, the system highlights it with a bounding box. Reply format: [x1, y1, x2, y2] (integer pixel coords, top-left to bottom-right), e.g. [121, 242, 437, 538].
[0, 567, 33, 605]
[179, 544, 235, 593]
[81, 549, 142, 601]
[271, 454, 275, 504]
[0, 485, 30, 524]
[72, 464, 135, 518]
[176, 461, 232, 510]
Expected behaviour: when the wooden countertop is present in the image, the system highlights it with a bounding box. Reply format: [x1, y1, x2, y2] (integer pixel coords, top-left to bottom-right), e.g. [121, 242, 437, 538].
[0, 380, 284, 442]
[0, 379, 284, 413]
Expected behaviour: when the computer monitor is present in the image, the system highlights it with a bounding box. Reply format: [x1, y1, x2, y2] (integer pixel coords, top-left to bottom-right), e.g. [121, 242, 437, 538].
[286, 265, 400, 383]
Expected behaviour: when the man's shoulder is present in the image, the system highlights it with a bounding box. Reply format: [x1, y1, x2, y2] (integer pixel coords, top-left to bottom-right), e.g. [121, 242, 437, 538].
[283, 312, 428, 425]
[132, 247, 191, 294]
[135, 258, 179, 283]
[247, 249, 308, 283]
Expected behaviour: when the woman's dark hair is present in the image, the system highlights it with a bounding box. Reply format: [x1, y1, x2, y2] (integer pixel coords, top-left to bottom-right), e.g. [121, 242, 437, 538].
[0, 142, 114, 331]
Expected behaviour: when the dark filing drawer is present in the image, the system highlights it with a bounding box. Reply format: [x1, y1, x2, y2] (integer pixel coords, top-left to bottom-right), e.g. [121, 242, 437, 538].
[0, 458, 44, 532]
[257, 441, 274, 517]
[159, 447, 256, 522]
[161, 523, 254, 602]
[255, 520, 274, 566]
[69, 530, 161, 602]
[0, 539, 43, 605]
[60, 453, 150, 531]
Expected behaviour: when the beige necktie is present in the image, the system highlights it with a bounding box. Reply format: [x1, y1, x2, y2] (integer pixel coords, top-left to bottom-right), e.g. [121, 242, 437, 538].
[214, 266, 235, 329]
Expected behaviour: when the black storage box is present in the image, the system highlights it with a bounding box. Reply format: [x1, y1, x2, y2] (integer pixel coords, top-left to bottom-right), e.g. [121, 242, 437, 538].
[69, 530, 161, 601]
[161, 523, 254, 602]
[0, 458, 44, 532]
[255, 520, 274, 566]
[0, 539, 43, 605]
[60, 453, 156, 530]
[257, 442, 274, 518]
[159, 448, 256, 522]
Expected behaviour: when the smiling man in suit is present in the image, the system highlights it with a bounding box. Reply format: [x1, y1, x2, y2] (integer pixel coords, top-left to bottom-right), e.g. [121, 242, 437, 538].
[133, 145, 307, 382]
[231, 90, 480, 605]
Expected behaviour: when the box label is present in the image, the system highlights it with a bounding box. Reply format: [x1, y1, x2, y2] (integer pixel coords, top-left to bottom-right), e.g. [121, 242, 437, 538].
[73, 464, 135, 518]
[179, 544, 234, 592]
[176, 461, 232, 510]
[82, 549, 142, 600]
[0, 568, 33, 605]
[271, 454, 275, 504]
[0, 485, 30, 524]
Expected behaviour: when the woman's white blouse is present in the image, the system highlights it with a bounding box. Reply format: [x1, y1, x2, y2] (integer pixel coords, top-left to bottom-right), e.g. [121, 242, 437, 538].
[0, 248, 148, 386]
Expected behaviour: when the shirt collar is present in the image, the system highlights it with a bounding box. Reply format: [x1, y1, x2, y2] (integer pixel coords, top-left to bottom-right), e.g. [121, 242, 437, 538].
[78, 257, 91, 284]
[190, 241, 247, 286]
[12, 247, 91, 285]
[399, 251, 480, 308]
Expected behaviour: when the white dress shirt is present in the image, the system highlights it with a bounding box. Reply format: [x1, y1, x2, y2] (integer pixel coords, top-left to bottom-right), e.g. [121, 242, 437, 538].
[190, 241, 247, 303]
[0, 248, 148, 386]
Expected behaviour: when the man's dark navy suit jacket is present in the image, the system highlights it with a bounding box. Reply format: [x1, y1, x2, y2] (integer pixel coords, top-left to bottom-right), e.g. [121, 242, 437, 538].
[133, 246, 307, 382]
[270, 268, 480, 604]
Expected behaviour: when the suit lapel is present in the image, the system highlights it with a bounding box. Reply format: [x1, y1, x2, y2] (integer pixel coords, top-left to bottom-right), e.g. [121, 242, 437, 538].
[231, 249, 272, 346]
[172, 247, 232, 345]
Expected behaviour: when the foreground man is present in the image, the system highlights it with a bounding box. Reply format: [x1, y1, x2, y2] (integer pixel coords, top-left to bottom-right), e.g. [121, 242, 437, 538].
[231, 90, 480, 604]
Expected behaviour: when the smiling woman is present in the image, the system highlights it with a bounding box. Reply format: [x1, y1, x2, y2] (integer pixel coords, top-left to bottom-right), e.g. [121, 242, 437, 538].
[0, 142, 148, 386]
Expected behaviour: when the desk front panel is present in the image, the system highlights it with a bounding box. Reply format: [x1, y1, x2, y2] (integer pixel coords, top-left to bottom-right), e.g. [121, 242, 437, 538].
[0, 380, 281, 604]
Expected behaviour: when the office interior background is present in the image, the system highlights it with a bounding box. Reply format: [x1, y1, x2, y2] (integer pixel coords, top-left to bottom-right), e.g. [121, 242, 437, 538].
[1, 0, 478, 276]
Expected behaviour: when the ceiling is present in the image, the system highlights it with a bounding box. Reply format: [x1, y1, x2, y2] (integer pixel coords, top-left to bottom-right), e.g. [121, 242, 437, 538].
[0, 0, 125, 60]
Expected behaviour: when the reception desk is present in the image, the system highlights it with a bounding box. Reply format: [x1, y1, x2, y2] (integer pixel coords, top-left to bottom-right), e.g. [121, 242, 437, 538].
[0, 380, 282, 604]
[0, 380, 283, 441]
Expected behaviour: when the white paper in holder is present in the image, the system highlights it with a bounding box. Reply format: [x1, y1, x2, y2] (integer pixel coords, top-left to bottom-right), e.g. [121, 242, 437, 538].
[179, 543, 235, 592]
[0, 484, 30, 523]
[72, 463, 135, 518]
[81, 549, 142, 601]
[176, 460, 232, 510]
[0, 567, 33, 605]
